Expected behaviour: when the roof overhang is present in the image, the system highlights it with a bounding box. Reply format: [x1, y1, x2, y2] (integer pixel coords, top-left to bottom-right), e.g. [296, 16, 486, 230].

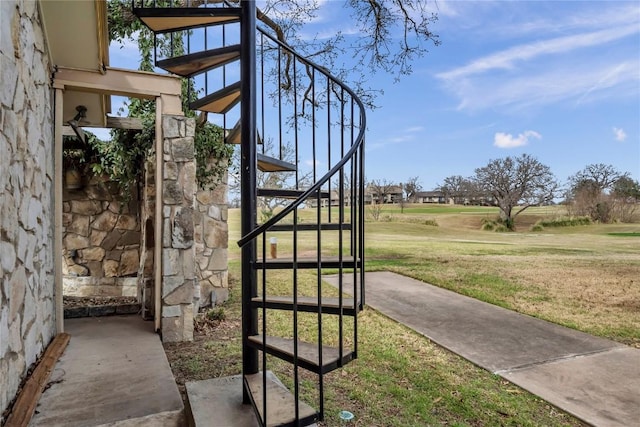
[40, 0, 110, 127]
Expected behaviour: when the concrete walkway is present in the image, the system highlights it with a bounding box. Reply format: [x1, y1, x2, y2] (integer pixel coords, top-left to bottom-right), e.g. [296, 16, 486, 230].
[324, 271, 640, 427]
[30, 315, 183, 427]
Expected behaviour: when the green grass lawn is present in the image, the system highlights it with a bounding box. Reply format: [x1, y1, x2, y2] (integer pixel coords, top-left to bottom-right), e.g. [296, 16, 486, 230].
[209, 203, 639, 425]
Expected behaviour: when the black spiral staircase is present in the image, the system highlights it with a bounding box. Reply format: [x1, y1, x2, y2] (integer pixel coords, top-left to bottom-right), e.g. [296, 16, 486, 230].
[134, 1, 365, 425]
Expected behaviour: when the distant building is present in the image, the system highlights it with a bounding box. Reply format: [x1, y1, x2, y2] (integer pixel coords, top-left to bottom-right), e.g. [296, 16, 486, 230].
[415, 191, 448, 204]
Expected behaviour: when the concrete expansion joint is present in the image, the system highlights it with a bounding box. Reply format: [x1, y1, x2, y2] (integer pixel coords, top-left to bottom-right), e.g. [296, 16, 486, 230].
[494, 346, 626, 375]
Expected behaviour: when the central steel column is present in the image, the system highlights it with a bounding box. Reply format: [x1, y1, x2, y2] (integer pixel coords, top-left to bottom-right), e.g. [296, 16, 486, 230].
[240, 0, 258, 395]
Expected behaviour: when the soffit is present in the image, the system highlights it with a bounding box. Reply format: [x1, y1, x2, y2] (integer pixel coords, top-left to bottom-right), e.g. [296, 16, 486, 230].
[40, 0, 110, 127]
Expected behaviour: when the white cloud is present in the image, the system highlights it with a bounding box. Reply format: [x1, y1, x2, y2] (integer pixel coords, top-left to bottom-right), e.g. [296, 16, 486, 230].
[446, 60, 639, 112]
[405, 126, 425, 133]
[369, 125, 425, 150]
[613, 127, 627, 142]
[437, 24, 639, 82]
[491, 3, 640, 38]
[493, 130, 541, 148]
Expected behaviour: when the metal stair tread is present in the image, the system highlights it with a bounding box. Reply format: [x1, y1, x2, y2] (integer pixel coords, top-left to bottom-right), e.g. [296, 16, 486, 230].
[255, 256, 360, 270]
[190, 81, 241, 114]
[257, 188, 330, 199]
[251, 295, 358, 315]
[244, 372, 317, 427]
[225, 119, 263, 144]
[263, 223, 353, 231]
[134, 7, 240, 33]
[257, 153, 297, 172]
[157, 44, 240, 77]
[247, 335, 354, 374]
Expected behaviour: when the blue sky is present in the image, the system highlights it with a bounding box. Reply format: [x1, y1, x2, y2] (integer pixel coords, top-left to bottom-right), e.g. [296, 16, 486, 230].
[106, 0, 640, 191]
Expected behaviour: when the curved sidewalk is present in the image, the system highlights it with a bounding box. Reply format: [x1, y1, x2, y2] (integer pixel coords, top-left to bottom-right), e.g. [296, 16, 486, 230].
[324, 271, 640, 427]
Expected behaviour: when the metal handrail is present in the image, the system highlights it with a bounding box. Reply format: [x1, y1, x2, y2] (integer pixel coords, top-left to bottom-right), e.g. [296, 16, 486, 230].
[237, 28, 366, 248]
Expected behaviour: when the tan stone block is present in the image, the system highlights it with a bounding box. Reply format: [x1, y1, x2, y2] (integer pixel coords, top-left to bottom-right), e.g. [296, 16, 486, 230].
[102, 230, 121, 251]
[70, 200, 101, 215]
[120, 249, 139, 276]
[164, 280, 194, 305]
[67, 215, 90, 236]
[9, 266, 26, 322]
[183, 246, 195, 280]
[90, 229, 107, 246]
[80, 247, 105, 262]
[195, 190, 213, 205]
[87, 261, 103, 277]
[103, 259, 119, 277]
[63, 233, 89, 250]
[163, 180, 182, 205]
[62, 212, 72, 227]
[162, 249, 179, 276]
[172, 207, 194, 249]
[119, 230, 141, 246]
[92, 210, 119, 231]
[164, 161, 178, 180]
[171, 137, 194, 162]
[180, 162, 196, 203]
[203, 218, 228, 249]
[207, 204, 220, 220]
[182, 304, 194, 341]
[161, 316, 181, 343]
[212, 183, 227, 204]
[162, 115, 181, 139]
[207, 248, 228, 271]
[116, 214, 137, 231]
[67, 264, 89, 277]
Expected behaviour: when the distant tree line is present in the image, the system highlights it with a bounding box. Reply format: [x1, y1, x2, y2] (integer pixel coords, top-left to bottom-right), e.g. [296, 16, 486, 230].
[436, 156, 638, 229]
[371, 155, 639, 230]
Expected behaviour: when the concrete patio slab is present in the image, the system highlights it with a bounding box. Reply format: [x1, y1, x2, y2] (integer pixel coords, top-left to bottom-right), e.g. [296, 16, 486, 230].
[29, 315, 183, 427]
[324, 271, 640, 427]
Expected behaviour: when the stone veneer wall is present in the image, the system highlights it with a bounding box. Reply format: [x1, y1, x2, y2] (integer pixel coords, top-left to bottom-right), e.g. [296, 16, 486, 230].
[138, 157, 156, 319]
[62, 179, 141, 297]
[0, 0, 56, 420]
[194, 168, 229, 310]
[161, 115, 197, 342]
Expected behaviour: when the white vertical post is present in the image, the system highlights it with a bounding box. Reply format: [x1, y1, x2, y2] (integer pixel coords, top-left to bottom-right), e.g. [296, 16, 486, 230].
[54, 88, 64, 333]
[154, 97, 163, 332]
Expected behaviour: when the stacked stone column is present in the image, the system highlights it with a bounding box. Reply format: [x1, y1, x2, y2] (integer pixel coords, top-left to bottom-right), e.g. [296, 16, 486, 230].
[161, 115, 196, 342]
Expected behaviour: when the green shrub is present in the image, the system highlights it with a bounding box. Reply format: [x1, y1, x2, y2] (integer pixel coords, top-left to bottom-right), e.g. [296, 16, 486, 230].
[424, 219, 439, 227]
[530, 224, 545, 232]
[482, 221, 496, 231]
[536, 216, 591, 228]
[206, 307, 226, 322]
[494, 224, 509, 232]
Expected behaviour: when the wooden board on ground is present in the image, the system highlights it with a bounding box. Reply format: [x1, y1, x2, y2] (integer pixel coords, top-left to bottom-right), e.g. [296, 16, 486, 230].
[4, 333, 71, 427]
